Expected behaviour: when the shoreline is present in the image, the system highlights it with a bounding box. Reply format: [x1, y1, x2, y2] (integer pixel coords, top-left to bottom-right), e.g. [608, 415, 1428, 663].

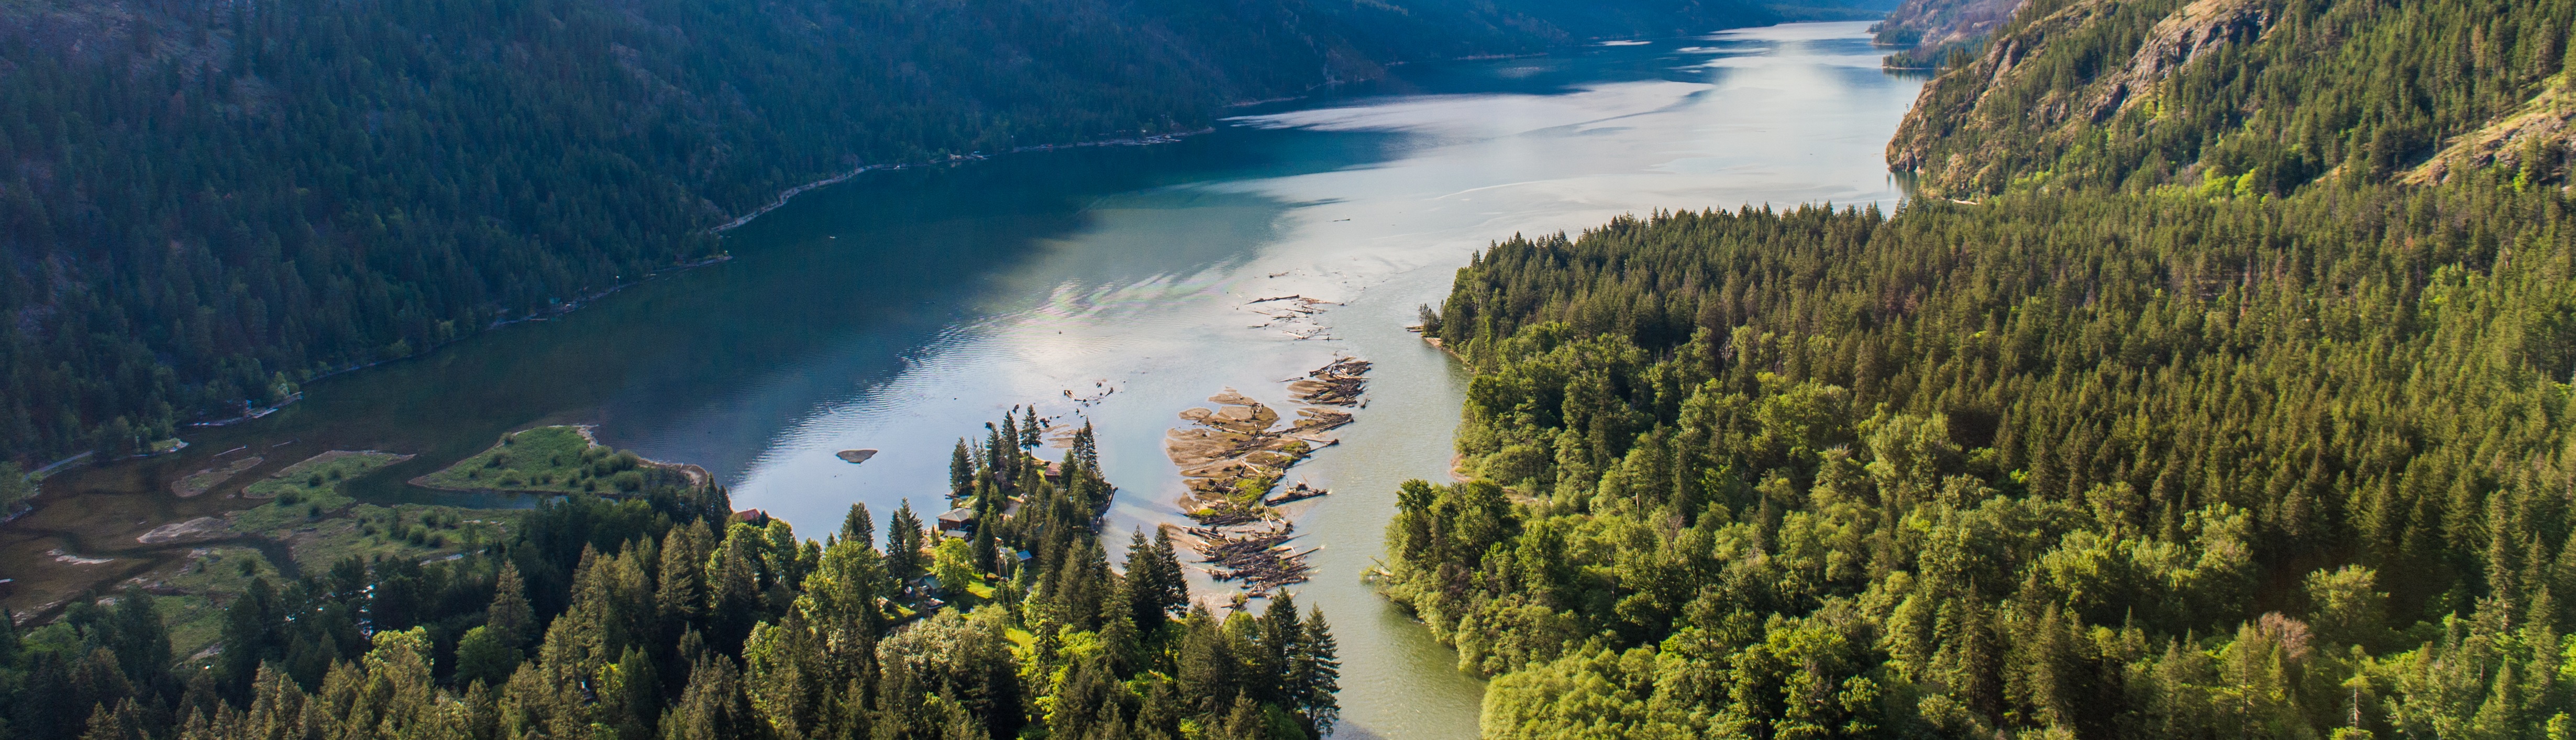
[710, 127, 1218, 234]
[160, 129, 1220, 438]
[407, 424, 714, 496]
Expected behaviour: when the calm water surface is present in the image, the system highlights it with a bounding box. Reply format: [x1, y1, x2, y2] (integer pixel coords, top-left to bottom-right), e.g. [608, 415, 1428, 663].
[37, 21, 1919, 738]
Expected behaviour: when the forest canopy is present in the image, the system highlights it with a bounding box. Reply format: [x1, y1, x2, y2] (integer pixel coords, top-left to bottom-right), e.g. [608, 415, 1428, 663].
[0, 413, 1340, 739]
[1396, 183, 2576, 738]
[0, 0, 1783, 464]
[1384, 0, 2576, 735]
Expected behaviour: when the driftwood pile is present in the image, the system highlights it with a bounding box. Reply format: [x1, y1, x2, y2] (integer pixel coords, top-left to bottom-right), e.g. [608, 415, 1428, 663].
[1287, 357, 1370, 406]
[1186, 523, 1314, 597]
[1264, 480, 1327, 506]
[1161, 357, 1373, 599]
[1243, 295, 1337, 340]
[1185, 502, 1268, 527]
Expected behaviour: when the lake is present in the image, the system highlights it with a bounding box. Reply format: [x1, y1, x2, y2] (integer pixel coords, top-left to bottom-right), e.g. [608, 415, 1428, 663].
[16, 20, 1919, 739]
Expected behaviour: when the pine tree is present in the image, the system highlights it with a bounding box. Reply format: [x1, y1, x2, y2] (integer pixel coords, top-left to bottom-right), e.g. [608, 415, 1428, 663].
[708, 533, 763, 653]
[951, 440, 976, 495]
[887, 501, 927, 583]
[1074, 423, 1100, 470]
[491, 560, 537, 649]
[215, 577, 281, 703]
[1002, 408, 1021, 455]
[986, 424, 1011, 485]
[1122, 528, 1179, 633]
[1289, 607, 1340, 738]
[841, 503, 875, 550]
[1255, 594, 1303, 705]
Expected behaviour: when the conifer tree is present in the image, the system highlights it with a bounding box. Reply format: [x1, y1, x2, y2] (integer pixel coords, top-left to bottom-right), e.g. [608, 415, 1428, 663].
[490, 560, 536, 649]
[887, 501, 927, 583]
[841, 503, 875, 550]
[951, 440, 976, 495]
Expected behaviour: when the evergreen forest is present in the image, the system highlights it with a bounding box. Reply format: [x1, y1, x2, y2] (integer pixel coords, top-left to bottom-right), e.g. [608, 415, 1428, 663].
[1384, 0, 2576, 736]
[0, 413, 1340, 739]
[0, 0, 1784, 463]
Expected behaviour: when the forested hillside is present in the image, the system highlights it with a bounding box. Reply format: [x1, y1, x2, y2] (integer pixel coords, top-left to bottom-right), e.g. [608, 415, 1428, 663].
[0, 0, 1776, 465]
[0, 414, 1338, 739]
[1889, 0, 2576, 197]
[1401, 186, 2576, 738]
[1386, 0, 2576, 736]
[1871, 0, 2024, 68]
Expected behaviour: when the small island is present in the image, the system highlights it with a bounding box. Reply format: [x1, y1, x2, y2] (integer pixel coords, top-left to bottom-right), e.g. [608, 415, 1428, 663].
[415, 425, 705, 494]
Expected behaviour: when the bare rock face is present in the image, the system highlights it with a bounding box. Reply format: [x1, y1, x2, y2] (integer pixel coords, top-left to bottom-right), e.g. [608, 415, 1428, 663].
[1874, 0, 2028, 59]
[2406, 83, 2576, 186]
[2083, 0, 2273, 122]
[1886, 0, 2274, 195]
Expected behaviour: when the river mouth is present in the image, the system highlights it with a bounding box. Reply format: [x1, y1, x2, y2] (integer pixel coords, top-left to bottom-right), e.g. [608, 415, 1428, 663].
[9, 20, 1919, 739]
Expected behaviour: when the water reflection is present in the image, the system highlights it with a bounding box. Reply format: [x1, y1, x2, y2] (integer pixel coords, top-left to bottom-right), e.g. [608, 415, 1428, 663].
[704, 21, 1920, 738]
[29, 20, 1920, 740]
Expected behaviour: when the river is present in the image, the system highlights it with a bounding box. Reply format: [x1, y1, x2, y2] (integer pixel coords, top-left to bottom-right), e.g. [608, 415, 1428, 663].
[21, 21, 1919, 738]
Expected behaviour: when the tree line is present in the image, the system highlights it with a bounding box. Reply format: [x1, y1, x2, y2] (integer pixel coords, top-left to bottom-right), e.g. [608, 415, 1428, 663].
[0, 411, 1340, 739]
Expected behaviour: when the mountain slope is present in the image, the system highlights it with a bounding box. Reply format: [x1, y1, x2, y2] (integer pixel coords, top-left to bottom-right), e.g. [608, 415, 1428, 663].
[1888, 0, 2576, 197]
[1872, 0, 2026, 68]
[0, 0, 1775, 463]
[1382, 0, 2576, 737]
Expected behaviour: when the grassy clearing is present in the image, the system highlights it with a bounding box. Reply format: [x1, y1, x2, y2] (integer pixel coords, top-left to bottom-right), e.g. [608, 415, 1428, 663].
[136, 503, 516, 659]
[245, 450, 410, 500]
[171, 455, 264, 498]
[145, 546, 287, 658]
[276, 504, 512, 572]
[417, 425, 653, 494]
[93, 451, 522, 660]
[219, 448, 517, 571]
[227, 451, 407, 535]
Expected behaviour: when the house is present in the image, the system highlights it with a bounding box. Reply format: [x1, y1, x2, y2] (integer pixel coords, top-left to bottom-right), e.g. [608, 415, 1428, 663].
[937, 507, 977, 535]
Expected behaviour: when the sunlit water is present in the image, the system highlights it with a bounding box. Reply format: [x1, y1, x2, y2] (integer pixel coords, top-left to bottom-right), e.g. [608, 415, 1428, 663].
[36, 21, 1918, 738]
[694, 23, 1919, 736]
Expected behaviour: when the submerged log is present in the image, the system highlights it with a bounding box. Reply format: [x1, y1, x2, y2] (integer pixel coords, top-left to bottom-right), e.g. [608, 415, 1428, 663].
[1191, 522, 1314, 593]
[1287, 356, 1371, 406]
[1263, 481, 1328, 506]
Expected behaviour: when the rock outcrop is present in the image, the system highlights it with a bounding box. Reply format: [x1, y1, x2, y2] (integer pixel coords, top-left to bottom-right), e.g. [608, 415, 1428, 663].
[1887, 0, 2274, 194]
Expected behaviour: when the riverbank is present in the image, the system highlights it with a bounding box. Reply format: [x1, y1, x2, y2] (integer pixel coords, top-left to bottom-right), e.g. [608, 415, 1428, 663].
[412, 425, 711, 495]
[710, 128, 1218, 234]
[2, 446, 515, 631]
